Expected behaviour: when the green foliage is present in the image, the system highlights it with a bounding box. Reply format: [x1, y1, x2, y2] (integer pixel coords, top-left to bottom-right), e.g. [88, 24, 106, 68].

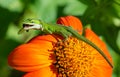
[0, 0, 120, 77]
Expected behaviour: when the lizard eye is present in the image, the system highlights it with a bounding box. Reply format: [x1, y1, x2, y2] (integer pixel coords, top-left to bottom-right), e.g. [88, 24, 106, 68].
[30, 21, 33, 23]
[31, 20, 35, 23]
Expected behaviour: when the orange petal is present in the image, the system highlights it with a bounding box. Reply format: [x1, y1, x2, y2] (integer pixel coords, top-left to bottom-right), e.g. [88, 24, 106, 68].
[28, 35, 58, 44]
[84, 28, 112, 77]
[8, 35, 57, 72]
[84, 28, 112, 62]
[23, 65, 57, 77]
[57, 16, 83, 34]
[91, 63, 113, 77]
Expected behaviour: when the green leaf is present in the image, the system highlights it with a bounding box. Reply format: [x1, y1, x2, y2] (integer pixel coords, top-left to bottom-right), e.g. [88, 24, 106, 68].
[0, 0, 23, 12]
[63, 0, 87, 16]
[116, 30, 120, 49]
[113, 1, 120, 17]
[79, 0, 96, 6]
[0, 7, 20, 39]
[28, 0, 57, 22]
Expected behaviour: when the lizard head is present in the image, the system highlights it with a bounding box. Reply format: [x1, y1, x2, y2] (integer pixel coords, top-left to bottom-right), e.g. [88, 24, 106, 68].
[23, 19, 43, 30]
[18, 19, 43, 34]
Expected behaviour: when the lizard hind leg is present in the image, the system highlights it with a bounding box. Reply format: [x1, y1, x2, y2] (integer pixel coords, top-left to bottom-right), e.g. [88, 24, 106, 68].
[59, 31, 72, 41]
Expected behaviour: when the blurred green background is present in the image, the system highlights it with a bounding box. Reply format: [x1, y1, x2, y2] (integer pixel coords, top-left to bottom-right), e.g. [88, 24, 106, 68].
[0, 0, 120, 77]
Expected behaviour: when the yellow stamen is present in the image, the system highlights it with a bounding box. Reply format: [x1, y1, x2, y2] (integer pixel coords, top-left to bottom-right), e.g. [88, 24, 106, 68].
[54, 37, 95, 77]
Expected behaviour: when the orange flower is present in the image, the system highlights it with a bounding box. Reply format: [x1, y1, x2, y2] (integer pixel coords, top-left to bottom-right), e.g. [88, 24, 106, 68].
[8, 16, 113, 77]
[57, 16, 83, 34]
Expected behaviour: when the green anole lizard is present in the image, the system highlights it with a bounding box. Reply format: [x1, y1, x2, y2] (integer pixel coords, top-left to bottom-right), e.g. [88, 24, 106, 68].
[18, 19, 113, 68]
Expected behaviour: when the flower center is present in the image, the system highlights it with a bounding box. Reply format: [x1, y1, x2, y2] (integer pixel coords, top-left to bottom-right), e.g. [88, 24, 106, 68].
[54, 37, 95, 77]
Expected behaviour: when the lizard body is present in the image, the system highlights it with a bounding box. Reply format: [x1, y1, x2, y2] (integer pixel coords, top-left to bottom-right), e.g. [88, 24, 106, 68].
[18, 19, 113, 68]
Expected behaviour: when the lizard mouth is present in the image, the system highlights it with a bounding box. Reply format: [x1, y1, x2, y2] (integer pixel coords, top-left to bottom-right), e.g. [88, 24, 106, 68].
[18, 23, 43, 34]
[23, 24, 33, 28]
[23, 23, 34, 30]
[23, 23, 43, 30]
[22, 23, 34, 32]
